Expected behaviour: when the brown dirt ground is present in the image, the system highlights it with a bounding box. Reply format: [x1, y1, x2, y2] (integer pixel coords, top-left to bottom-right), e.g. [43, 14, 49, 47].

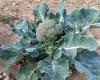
[0, 0, 100, 22]
[0, 0, 100, 46]
[0, 0, 100, 80]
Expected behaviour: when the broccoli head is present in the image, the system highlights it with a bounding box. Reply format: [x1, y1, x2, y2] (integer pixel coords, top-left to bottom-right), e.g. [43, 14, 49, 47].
[36, 20, 63, 42]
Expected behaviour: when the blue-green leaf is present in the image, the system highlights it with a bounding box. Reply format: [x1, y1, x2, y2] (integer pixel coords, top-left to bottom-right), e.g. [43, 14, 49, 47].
[52, 59, 71, 80]
[16, 64, 38, 80]
[73, 60, 86, 73]
[71, 8, 100, 33]
[0, 49, 16, 60]
[38, 58, 71, 80]
[62, 32, 97, 51]
[76, 50, 100, 80]
[0, 49, 23, 69]
[11, 40, 23, 50]
[38, 58, 53, 79]
[16, 20, 28, 32]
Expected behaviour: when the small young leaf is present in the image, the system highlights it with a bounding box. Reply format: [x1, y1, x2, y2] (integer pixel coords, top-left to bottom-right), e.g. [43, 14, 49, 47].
[11, 40, 23, 50]
[11, 39, 30, 50]
[47, 11, 55, 19]
[53, 48, 63, 60]
[33, 3, 49, 22]
[56, 0, 66, 23]
[25, 48, 39, 58]
[15, 19, 29, 33]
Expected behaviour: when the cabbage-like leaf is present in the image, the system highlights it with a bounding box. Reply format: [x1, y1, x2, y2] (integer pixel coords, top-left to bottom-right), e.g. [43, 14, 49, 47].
[0, 49, 23, 69]
[0, 49, 16, 60]
[52, 59, 71, 80]
[71, 8, 100, 33]
[5, 56, 17, 69]
[76, 50, 100, 80]
[11, 19, 35, 38]
[16, 64, 38, 80]
[5, 54, 23, 69]
[33, 3, 49, 22]
[11, 40, 23, 50]
[38, 58, 53, 80]
[62, 32, 97, 51]
[59, 32, 97, 59]
[38, 58, 71, 80]
[54, 32, 97, 59]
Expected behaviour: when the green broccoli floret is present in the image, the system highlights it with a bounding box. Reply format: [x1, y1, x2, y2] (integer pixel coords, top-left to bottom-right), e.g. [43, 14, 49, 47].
[36, 20, 63, 42]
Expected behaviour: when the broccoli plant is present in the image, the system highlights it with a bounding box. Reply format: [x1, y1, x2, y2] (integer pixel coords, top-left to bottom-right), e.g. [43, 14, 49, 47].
[0, 0, 100, 80]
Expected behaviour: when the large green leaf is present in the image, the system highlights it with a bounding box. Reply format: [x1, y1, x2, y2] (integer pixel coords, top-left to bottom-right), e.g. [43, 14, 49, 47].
[75, 50, 100, 80]
[71, 8, 100, 33]
[0, 49, 16, 60]
[73, 60, 94, 80]
[33, 3, 49, 22]
[0, 49, 23, 69]
[16, 64, 38, 80]
[62, 32, 97, 51]
[38, 58, 71, 80]
[11, 19, 36, 38]
[5, 52, 24, 69]
[5, 56, 17, 69]
[52, 59, 71, 80]
[38, 58, 53, 80]
[53, 32, 97, 60]
[57, 32, 97, 59]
